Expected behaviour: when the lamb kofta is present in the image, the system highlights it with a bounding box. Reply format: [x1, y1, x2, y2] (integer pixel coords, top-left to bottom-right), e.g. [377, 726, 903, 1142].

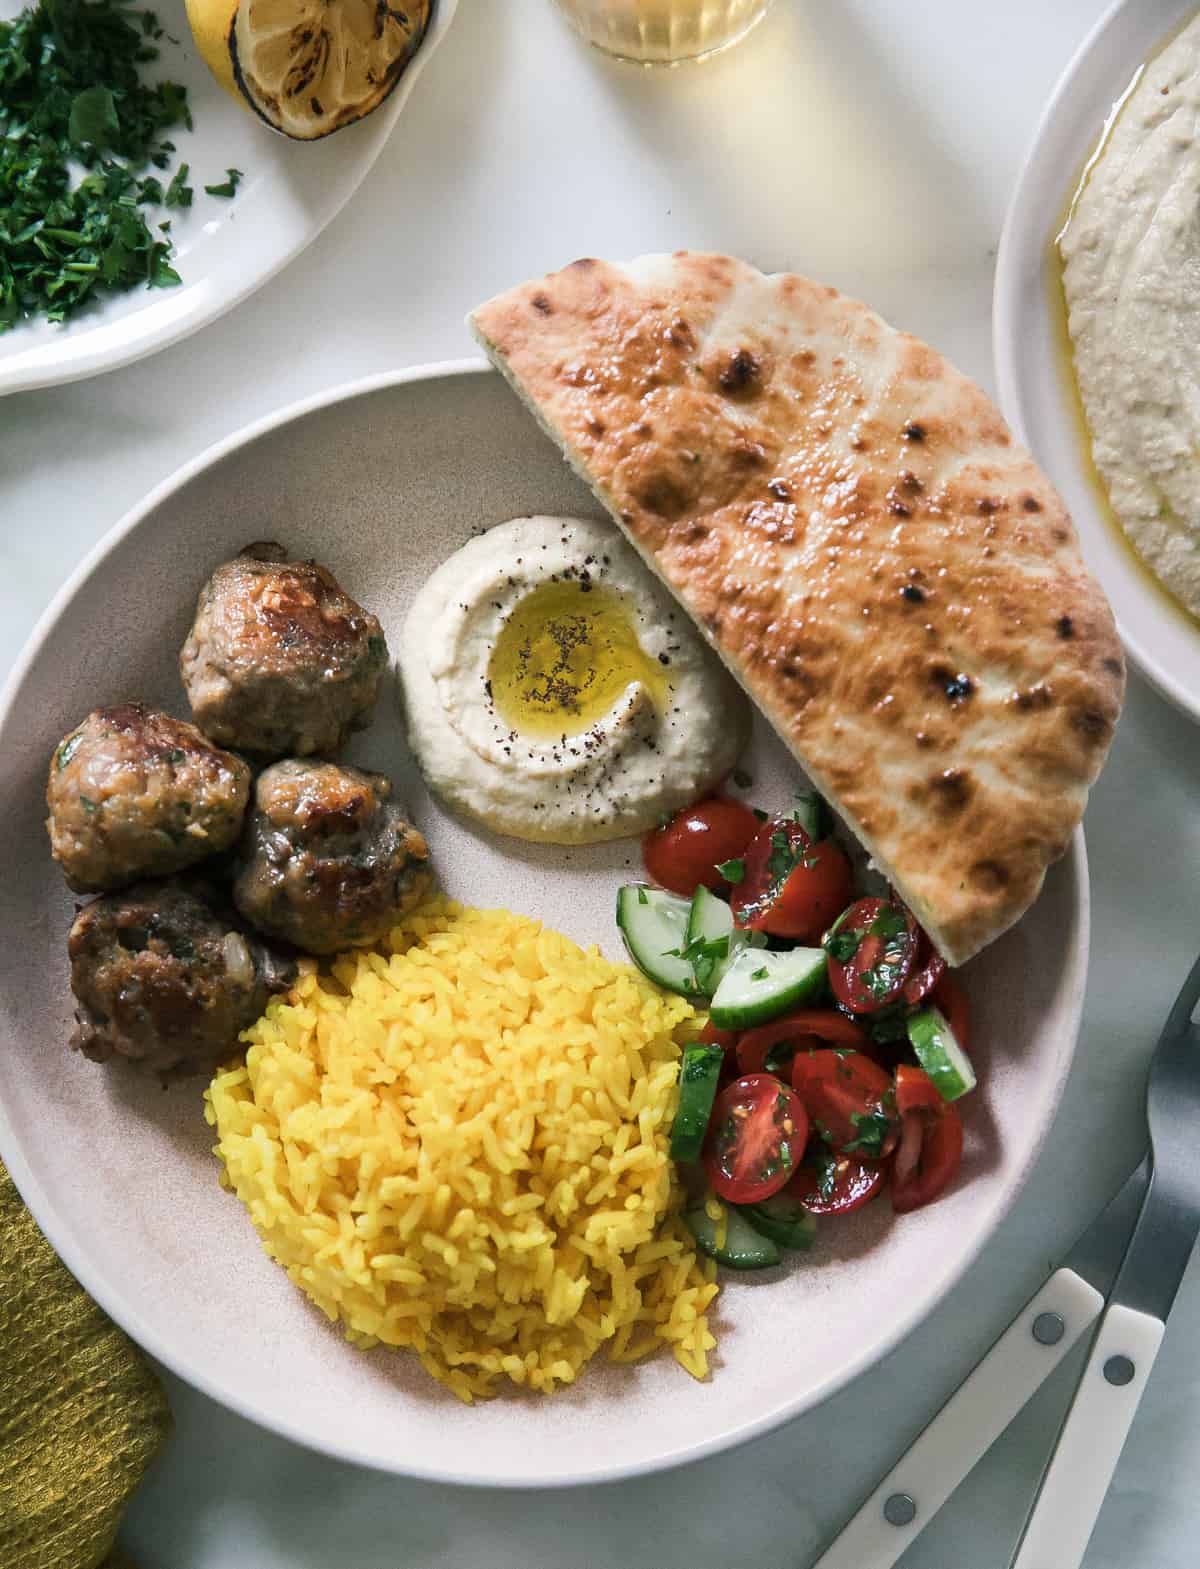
[233, 759, 432, 955]
[46, 703, 251, 893]
[180, 543, 388, 759]
[67, 877, 296, 1080]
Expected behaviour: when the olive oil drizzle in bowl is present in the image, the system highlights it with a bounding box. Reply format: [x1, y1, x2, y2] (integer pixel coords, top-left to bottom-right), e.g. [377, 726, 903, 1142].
[488, 580, 673, 740]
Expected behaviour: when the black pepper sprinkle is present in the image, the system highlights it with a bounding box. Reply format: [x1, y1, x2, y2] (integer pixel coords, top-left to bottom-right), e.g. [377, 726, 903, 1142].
[902, 422, 927, 442]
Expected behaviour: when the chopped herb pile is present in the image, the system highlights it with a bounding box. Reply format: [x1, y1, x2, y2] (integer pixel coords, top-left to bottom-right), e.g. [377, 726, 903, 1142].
[0, 0, 240, 332]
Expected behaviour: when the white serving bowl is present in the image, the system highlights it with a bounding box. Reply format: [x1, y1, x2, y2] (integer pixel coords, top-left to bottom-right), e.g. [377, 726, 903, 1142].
[0, 363, 1089, 1486]
[994, 0, 1200, 724]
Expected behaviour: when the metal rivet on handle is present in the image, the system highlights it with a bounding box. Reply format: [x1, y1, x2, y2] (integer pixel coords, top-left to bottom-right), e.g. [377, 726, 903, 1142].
[1104, 1355, 1135, 1386]
[1032, 1312, 1065, 1346]
[883, 1493, 917, 1527]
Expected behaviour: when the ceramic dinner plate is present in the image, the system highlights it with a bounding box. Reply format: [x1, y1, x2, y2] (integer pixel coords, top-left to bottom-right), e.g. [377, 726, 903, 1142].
[0, 0, 456, 397]
[0, 363, 1089, 1486]
[994, 0, 1200, 723]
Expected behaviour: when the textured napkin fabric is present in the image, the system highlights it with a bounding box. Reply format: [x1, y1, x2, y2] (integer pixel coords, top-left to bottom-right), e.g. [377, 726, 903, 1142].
[0, 1160, 170, 1569]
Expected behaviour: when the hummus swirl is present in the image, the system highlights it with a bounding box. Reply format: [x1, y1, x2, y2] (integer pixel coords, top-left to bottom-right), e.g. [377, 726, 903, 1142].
[1061, 15, 1200, 619]
[398, 516, 749, 844]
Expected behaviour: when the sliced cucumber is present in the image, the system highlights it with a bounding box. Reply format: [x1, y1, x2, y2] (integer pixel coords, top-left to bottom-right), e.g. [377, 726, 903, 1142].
[907, 1005, 976, 1101]
[792, 790, 831, 842]
[683, 884, 764, 994]
[670, 1044, 724, 1162]
[686, 883, 734, 946]
[740, 1192, 817, 1251]
[684, 1198, 780, 1270]
[708, 944, 826, 1029]
[616, 886, 696, 996]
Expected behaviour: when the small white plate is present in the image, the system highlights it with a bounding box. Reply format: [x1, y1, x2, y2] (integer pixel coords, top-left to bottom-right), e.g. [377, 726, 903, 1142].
[994, 0, 1200, 724]
[0, 0, 457, 397]
[0, 363, 1089, 1486]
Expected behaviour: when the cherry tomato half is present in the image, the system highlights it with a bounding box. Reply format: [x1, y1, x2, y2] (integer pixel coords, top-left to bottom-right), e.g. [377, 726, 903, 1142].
[698, 1019, 740, 1054]
[702, 1073, 809, 1205]
[643, 796, 760, 898]
[892, 1104, 964, 1214]
[786, 1152, 885, 1216]
[902, 927, 947, 1007]
[791, 1049, 899, 1157]
[731, 816, 854, 940]
[736, 1009, 867, 1076]
[932, 972, 972, 1054]
[825, 896, 918, 1014]
[894, 1063, 944, 1118]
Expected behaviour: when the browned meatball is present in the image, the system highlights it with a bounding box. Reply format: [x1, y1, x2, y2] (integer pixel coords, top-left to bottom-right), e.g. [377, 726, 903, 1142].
[179, 543, 388, 759]
[67, 878, 296, 1081]
[233, 760, 432, 955]
[46, 704, 251, 893]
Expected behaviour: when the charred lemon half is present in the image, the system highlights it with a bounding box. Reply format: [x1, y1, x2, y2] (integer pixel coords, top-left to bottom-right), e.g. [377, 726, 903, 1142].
[194, 0, 432, 140]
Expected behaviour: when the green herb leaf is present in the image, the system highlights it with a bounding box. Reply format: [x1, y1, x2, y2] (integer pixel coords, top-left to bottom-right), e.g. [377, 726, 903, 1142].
[665, 932, 731, 994]
[869, 907, 909, 941]
[752, 807, 769, 822]
[809, 1148, 838, 1203]
[204, 166, 242, 198]
[636, 886, 648, 905]
[825, 927, 862, 963]
[715, 857, 745, 885]
[751, 966, 769, 981]
[164, 163, 193, 208]
[844, 1108, 892, 1158]
[69, 86, 119, 148]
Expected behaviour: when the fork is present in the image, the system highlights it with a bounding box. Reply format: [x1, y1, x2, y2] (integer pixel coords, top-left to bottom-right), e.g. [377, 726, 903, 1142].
[1006, 952, 1200, 1567]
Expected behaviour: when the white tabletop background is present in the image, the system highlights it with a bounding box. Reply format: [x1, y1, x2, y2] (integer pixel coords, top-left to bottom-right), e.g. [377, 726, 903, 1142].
[5, 0, 1200, 1563]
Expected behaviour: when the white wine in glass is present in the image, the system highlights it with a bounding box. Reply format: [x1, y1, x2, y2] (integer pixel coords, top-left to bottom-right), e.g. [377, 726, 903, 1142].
[552, 0, 773, 64]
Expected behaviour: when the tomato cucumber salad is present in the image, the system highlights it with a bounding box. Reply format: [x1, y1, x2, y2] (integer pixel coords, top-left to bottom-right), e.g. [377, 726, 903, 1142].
[619, 791, 975, 1271]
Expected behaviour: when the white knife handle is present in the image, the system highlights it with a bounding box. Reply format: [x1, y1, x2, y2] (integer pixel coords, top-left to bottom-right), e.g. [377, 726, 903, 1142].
[810, 1269, 1105, 1569]
[1010, 1302, 1165, 1569]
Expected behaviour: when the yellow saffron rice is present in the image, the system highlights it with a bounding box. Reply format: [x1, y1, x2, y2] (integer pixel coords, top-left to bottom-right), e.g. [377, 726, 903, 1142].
[204, 896, 719, 1401]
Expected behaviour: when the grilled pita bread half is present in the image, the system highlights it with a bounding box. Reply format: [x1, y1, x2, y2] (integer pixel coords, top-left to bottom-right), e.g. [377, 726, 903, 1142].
[470, 253, 1125, 966]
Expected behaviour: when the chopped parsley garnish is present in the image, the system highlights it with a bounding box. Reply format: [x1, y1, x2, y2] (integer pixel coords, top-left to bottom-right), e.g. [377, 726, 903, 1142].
[715, 856, 745, 885]
[164, 161, 193, 208]
[0, 0, 195, 330]
[752, 807, 769, 822]
[825, 926, 861, 963]
[204, 166, 242, 198]
[844, 1108, 893, 1158]
[78, 794, 96, 812]
[636, 886, 648, 905]
[868, 907, 909, 941]
[766, 829, 800, 882]
[751, 966, 769, 981]
[1, 3, 246, 331]
[665, 933, 731, 994]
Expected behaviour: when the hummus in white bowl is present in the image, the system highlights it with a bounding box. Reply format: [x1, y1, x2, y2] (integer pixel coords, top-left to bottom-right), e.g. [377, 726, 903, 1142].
[1060, 12, 1200, 621]
[398, 515, 749, 844]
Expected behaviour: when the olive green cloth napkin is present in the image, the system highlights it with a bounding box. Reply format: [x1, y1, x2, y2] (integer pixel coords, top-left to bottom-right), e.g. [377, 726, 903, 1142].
[0, 1160, 171, 1569]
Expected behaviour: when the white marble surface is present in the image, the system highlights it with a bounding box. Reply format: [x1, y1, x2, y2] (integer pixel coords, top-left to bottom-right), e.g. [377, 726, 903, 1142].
[4, 0, 1200, 1563]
